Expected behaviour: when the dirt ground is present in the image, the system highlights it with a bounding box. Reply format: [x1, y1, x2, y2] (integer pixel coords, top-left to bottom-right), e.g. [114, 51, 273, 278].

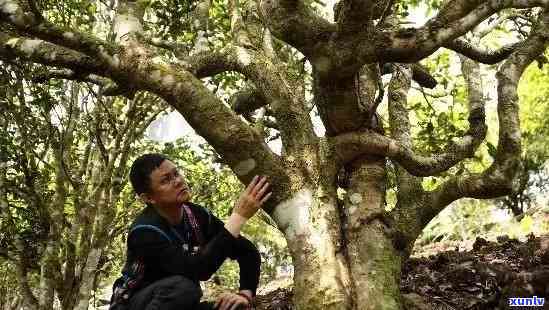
[254, 234, 549, 310]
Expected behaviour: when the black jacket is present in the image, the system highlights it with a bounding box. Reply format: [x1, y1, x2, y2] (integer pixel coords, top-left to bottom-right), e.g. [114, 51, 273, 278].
[122, 202, 261, 295]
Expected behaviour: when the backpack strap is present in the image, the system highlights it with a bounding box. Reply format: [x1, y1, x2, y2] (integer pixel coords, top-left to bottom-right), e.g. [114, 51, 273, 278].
[182, 204, 204, 245]
[129, 224, 172, 243]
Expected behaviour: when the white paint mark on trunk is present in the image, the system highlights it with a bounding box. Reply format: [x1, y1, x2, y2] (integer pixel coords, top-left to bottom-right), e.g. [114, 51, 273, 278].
[114, 14, 143, 43]
[233, 158, 256, 176]
[509, 130, 521, 142]
[453, 135, 473, 146]
[193, 30, 209, 54]
[6, 38, 19, 48]
[63, 32, 75, 40]
[350, 193, 363, 204]
[150, 70, 162, 82]
[236, 47, 252, 66]
[348, 205, 357, 215]
[151, 55, 164, 65]
[272, 189, 313, 240]
[0, 0, 18, 14]
[20, 39, 42, 56]
[48, 51, 57, 61]
[162, 74, 176, 88]
[98, 46, 113, 64]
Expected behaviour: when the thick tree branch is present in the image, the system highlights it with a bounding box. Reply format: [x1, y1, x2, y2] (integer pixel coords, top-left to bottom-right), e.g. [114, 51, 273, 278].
[380, 61, 438, 89]
[31, 68, 111, 85]
[336, 0, 395, 32]
[138, 34, 190, 57]
[184, 45, 316, 155]
[230, 87, 268, 114]
[121, 54, 290, 213]
[411, 63, 437, 88]
[189, 0, 211, 54]
[382, 64, 426, 257]
[0, 33, 110, 75]
[444, 38, 523, 64]
[371, 0, 549, 63]
[14, 239, 38, 310]
[476, 12, 524, 37]
[356, 63, 384, 124]
[228, 0, 252, 48]
[257, 0, 336, 58]
[0, 0, 117, 63]
[387, 53, 489, 247]
[333, 49, 488, 176]
[335, 0, 375, 31]
[26, 0, 43, 21]
[425, 9, 549, 228]
[386, 64, 423, 194]
[332, 125, 482, 177]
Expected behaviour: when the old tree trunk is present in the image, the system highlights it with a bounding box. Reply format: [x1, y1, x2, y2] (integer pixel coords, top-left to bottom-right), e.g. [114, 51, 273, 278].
[2, 0, 549, 309]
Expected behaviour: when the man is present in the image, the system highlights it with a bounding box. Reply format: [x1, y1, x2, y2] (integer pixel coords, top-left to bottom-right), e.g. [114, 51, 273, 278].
[112, 153, 271, 310]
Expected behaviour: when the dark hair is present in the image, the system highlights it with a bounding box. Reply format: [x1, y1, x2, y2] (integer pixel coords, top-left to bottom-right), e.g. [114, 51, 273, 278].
[129, 153, 169, 195]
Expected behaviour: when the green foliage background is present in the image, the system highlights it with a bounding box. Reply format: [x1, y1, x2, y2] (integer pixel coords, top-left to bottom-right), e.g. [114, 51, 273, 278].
[414, 59, 549, 251]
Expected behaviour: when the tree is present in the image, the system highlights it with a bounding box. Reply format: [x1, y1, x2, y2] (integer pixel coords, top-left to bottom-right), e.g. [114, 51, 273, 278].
[1, 0, 548, 308]
[0, 61, 165, 310]
[496, 63, 549, 217]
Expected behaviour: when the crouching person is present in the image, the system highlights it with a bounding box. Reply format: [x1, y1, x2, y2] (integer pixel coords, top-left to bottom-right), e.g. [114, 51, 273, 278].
[110, 153, 271, 310]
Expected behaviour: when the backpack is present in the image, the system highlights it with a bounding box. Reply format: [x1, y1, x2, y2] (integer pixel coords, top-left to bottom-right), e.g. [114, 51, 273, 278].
[108, 225, 173, 310]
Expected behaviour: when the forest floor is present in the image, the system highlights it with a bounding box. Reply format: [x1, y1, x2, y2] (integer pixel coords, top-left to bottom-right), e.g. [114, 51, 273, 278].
[253, 234, 549, 310]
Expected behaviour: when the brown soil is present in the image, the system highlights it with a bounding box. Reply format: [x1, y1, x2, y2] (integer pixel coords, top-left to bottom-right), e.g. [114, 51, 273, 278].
[254, 234, 549, 310]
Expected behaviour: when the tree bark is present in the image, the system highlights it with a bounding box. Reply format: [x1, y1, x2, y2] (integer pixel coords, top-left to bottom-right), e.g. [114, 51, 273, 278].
[272, 188, 353, 309]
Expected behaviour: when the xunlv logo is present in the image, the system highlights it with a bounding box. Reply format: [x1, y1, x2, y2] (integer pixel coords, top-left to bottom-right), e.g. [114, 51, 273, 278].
[509, 296, 545, 307]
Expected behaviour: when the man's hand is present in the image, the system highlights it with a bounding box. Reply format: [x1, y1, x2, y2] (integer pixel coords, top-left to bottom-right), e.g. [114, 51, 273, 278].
[214, 292, 250, 310]
[225, 175, 271, 237]
[233, 175, 271, 219]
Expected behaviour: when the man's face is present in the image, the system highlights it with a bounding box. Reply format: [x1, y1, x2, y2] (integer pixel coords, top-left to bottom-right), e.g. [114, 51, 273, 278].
[142, 160, 191, 208]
